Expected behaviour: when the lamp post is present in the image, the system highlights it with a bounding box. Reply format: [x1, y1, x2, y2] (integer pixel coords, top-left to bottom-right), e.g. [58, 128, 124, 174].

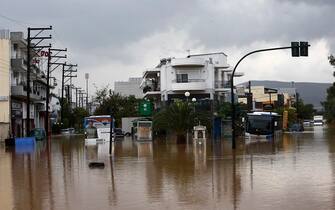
[192, 97, 197, 126]
[185, 91, 190, 102]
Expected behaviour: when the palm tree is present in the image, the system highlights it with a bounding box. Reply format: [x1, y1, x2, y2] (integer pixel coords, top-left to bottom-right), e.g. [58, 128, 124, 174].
[153, 101, 209, 143]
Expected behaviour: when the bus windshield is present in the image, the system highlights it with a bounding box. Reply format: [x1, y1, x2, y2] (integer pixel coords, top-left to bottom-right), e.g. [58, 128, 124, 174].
[246, 115, 273, 135]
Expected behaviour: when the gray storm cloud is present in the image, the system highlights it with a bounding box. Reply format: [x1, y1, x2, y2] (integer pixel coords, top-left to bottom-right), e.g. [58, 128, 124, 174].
[0, 0, 333, 89]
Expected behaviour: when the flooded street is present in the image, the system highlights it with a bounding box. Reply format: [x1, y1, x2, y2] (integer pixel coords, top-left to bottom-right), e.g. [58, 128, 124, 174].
[1, 126, 335, 210]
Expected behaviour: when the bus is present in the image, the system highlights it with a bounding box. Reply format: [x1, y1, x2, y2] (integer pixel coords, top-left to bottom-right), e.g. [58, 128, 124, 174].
[245, 112, 282, 138]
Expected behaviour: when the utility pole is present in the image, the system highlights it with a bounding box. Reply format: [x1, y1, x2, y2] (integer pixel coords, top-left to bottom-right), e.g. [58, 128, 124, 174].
[26, 26, 52, 136]
[85, 73, 89, 113]
[296, 92, 299, 121]
[46, 48, 67, 136]
[61, 63, 77, 125]
[75, 87, 81, 107]
[79, 90, 85, 108]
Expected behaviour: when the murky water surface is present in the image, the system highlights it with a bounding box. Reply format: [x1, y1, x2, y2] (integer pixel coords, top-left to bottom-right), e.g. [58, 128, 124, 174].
[1, 126, 335, 210]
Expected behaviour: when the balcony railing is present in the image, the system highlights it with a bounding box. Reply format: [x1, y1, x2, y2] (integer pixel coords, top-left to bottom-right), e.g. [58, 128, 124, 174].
[142, 85, 160, 93]
[11, 85, 43, 101]
[215, 80, 230, 89]
[172, 79, 206, 83]
[171, 79, 207, 91]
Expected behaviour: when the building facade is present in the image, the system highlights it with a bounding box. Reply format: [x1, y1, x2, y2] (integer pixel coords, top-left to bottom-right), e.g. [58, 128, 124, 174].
[114, 77, 143, 99]
[238, 85, 296, 111]
[0, 30, 11, 140]
[10, 32, 49, 137]
[141, 52, 243, 105]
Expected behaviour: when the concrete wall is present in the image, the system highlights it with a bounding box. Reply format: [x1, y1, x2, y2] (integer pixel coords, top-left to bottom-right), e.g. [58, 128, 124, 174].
[0, 31, 10, 140]
[114, 77, 143, 99]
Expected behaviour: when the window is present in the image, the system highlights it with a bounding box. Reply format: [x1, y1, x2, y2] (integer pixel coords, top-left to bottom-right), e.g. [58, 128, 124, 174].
[176, 74, 188, 83]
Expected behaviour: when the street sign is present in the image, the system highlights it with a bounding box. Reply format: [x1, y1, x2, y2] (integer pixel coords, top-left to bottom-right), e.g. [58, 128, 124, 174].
[139, 101, 152, 116]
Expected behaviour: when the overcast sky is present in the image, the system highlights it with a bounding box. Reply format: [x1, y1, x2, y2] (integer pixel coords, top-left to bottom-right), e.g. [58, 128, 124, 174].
[1, 0, 334, 95]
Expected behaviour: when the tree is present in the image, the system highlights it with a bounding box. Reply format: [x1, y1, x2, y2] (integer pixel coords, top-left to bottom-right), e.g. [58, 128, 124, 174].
[72, 107, 89, 131]
[293, 99, 315, 120]
[93, 90, 139, 127]
[94, 85, 109, 106]
[323, 83, 335, 123]
[60, 99, 72, 128]
[323, 55, 335, 123]
[153, 101, 210, 143]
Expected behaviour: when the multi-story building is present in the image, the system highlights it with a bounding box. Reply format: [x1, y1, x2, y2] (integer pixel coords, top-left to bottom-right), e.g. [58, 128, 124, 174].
[114, 77, 143, 99]
[140, 52, 243, 105]
[0, 30, 11, 140]
[10, 32, 49, 137]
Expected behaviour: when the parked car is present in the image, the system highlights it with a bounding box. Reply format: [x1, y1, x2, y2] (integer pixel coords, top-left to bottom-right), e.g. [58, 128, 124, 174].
[303, 120, 311, 126]
[28, 128, 46, 141]
[61, 128, 75, 135]
[288, 123, 304, 132]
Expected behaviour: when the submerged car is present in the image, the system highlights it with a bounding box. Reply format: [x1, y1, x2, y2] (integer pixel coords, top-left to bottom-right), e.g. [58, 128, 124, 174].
[288, 123, 304, 132]
[29, 128, 46, 141]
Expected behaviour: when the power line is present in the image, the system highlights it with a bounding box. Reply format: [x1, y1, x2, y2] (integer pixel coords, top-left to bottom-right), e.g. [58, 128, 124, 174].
[0, 13, 42, 28]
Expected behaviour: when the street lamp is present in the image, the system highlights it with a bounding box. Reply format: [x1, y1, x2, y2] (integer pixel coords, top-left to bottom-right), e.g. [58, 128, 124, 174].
[192, 97, 197, 115]
[185, 91, 190, 102]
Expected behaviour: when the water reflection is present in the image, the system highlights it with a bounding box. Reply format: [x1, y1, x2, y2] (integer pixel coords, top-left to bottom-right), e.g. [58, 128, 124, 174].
[0, 127, 335, 209]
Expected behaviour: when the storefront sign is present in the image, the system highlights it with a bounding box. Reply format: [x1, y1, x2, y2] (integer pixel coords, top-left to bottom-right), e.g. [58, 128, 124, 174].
[12, 102, 22, 110]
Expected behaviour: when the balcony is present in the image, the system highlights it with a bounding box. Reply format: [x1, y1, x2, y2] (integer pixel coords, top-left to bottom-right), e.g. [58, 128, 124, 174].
[171, 79, 207, 91]
[215, 80, 230, 89]
[11, 85, 41, 101]
[11, 58, 27, 72]
[171, 57, 205, 67]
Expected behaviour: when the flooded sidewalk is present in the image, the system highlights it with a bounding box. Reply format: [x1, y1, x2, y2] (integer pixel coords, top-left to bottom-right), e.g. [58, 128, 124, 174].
[1, 126, 335, 210]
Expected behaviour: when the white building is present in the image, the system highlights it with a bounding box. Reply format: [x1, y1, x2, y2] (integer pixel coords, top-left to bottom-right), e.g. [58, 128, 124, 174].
[114, 77, 143, 99]
[141, 52, 243, 104]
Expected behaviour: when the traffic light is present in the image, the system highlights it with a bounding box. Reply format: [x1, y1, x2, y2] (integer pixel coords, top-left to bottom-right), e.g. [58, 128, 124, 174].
[291, 42, 300, 57]
[291, 41, 309, 57]
[300, 41, 308, 56]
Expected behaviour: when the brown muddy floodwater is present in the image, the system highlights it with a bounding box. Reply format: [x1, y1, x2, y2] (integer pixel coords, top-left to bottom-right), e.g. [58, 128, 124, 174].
[1, 126, 335, 210]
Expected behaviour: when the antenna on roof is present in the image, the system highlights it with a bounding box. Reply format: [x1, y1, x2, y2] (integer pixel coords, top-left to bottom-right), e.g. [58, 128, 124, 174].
[186, 49, 191, 57]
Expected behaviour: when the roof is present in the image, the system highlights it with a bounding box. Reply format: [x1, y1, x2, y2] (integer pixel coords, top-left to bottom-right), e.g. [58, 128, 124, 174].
[188, 52, 227, 57]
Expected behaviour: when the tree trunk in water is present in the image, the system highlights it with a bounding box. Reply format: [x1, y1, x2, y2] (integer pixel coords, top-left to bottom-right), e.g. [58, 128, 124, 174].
[176, 134, 186, 144]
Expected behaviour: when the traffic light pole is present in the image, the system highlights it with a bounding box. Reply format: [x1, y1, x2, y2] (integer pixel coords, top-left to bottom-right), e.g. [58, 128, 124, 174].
[230, 44, 309, 149]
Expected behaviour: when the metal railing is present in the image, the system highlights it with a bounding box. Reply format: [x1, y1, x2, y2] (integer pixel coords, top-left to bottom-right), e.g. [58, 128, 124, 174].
[171, 79, 206, 83]
[214, 80, 230, 88]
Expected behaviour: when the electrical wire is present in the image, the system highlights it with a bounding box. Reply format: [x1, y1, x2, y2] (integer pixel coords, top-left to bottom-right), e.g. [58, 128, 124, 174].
[0, 13, 82, 90]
